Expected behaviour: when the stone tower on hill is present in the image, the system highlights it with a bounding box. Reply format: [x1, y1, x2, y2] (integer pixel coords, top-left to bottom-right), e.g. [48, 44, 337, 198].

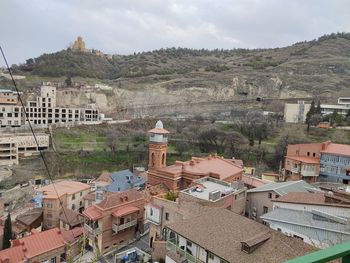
[71, 36, 86, 52]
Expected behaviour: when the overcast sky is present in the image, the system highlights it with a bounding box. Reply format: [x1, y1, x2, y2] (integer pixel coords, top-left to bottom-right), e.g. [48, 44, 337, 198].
[1, 0, 350, 65]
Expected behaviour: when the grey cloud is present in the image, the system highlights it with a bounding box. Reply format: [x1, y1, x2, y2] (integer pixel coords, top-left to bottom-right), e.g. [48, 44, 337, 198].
[1, 0, 350, 65]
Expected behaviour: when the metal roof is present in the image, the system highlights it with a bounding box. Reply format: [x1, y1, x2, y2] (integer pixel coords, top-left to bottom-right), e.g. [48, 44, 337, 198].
[104, 169, 146, 192]
[247, 180, 320, 195]
[261, 208, 350, 234]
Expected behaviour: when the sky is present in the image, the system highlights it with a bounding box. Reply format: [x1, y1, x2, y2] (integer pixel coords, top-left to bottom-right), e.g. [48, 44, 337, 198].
[1, 0, 350, 65]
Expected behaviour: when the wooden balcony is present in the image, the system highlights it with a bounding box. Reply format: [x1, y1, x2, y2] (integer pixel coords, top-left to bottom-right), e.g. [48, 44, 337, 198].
[84, 223, 101, 235]
[112, 219, 137, 233]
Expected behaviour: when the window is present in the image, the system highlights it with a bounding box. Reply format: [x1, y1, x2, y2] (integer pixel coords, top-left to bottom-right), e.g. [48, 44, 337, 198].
[186, 240, 192, 247]
[208, 253, 215, 260]
[72, 194, 75, 200]
[79, 201, 82, 207]
[275, 194, 280, 199]
[150, 208, 153, 216]
[263, 206, 268, 214]
[268, 193, 272, 199]
[80, 191, 83, 196]
[47, 203, 53, 208]
[50, 256, 56, 263]
[72, 204, 76, 210]
[313, 153, 316, 157]
[307, 152, 310, 156]
[165, 212, 169, 221]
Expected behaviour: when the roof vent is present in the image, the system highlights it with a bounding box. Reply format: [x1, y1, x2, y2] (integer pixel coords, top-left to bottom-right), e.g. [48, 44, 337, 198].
[241, 232, 271, 254]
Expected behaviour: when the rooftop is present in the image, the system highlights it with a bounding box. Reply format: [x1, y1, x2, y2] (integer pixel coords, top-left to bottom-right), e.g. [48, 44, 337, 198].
[166, 208, 315, 263]
[103, 169, 146, 192]
[0, 228, 75, 262]
[15, 208, 42, 226]
[37, 181, 90, 199]
[159, 155, 243, 180]
[59, 208, 84, 227]
[286, 156, 320, 164]
[273, 192, 350, 208]
[247, 180, 320, 195]
[181, 177, 241, 201]
[242, 174, 269, 188]
[321, 143, 350, 157]
[261, 208, 350, 235]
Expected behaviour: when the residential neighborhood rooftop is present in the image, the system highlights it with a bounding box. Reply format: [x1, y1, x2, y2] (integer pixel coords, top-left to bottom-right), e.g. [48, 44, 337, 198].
[37, 181, 90, 199]
[321, 143, 350, 157]
[247, 180, 320, 195]
[166, 208, 315, 263]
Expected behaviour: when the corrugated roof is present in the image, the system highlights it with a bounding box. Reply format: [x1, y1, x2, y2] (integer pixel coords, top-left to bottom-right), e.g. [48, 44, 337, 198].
[104, 170, 146, 192]
[167, 208, 315, 263]
[261, 208, 350, 234]
[0, 228, 67, 262]
[322, 143, 350, 157]
[286, 156, 320, 164]
[247, 180, 320, 195]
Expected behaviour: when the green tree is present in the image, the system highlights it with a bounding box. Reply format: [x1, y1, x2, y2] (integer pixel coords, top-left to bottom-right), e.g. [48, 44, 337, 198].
[316, 100, 322, 114]
[175, 141, 189, 156]
[3, 213, 13, 249]
[65, 76, 72, 86]
[306, 100, 316, 133]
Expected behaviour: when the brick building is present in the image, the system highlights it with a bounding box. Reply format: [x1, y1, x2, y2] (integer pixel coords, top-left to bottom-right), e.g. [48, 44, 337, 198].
[82, 189, 146, 254]
[147, 121, 243, 191]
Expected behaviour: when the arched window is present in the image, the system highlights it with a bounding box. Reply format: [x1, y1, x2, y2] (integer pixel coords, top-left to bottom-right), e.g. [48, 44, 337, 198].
[162, 153, 165, 165]
[151, 152, 155, 166]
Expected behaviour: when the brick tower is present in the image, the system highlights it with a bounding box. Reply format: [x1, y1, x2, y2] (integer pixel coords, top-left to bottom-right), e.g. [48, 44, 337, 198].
[148, 120, 169, 169]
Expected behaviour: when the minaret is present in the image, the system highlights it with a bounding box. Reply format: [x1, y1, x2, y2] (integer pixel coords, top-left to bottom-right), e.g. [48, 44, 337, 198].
[148, 120, 169, 169]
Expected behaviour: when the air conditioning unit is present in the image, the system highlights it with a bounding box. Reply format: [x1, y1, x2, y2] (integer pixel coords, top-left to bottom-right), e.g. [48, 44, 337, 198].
[209, 190, 221, 201]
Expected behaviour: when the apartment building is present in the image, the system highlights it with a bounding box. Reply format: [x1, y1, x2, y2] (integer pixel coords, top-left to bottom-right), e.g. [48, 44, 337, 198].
[164, 208, 315, 263]
[37, 181, 90, 229]
[146, 177, 247, 257]
[0, 227, 83, 263]
[284, 98, 350, 123]
[284, 143, 323, 182]
[319, 142, 350, 183]
[82, 189, 146, 254]
[0, 133, 49, 166]
[284, 141, 350, 183]
[0, 89, 23, 128]
[261, 192, 350, 248]
[246, 180, 320, 223]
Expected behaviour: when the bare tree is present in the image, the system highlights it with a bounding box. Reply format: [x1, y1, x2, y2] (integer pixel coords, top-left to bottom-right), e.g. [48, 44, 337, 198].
[105, 130, 118, 153]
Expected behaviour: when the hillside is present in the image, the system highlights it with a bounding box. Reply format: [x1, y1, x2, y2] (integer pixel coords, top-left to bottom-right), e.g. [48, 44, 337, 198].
[7, 32, 350, 118]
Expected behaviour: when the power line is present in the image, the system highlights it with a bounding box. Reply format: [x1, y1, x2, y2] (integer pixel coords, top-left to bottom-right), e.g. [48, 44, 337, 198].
[0, 46, 76, 241]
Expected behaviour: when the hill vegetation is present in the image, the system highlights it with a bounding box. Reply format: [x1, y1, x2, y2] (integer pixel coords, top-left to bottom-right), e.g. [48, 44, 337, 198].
[15, 32, 350, 81]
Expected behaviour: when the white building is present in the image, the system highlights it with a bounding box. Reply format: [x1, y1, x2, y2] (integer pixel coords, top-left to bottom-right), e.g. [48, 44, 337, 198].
[284, 98, 350, 123]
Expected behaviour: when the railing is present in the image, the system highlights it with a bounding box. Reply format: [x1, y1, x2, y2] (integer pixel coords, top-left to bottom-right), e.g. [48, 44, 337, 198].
[284, 240, 350, 263]
[112, 219, 137, 233]
[301, 170, 317, 177]
[166, 241, 197, 263]
[291, 166, 300, 173]
[84, 223, 101, 235]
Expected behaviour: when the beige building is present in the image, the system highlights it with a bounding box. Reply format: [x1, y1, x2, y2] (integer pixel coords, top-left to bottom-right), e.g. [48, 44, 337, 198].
[146, 177, 247, 258]
[284, 101, 311, 123]
[246, 180, 320, 223]
[0, 133, 49, 165]
[0, 89, 23, 128]
[37, 181, 90, 229]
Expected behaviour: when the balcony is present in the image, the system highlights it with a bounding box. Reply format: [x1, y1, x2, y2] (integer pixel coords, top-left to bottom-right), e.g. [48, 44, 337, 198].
[112, 219, 137, 233]
[301, 170, 317, 177]
[291, 166, 300, 173]
[284, 240, 350, 263]
[166, 241, 198, 263]
[84, 224, 101, 235]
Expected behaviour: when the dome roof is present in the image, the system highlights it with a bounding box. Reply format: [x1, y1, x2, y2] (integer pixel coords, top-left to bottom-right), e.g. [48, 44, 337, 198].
[155, 120, 164, 129]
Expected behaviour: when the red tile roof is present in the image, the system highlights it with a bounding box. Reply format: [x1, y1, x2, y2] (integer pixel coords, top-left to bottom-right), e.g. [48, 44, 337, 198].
[37, 181, 90, 199]
[96, 189, 143, 209]
[322, 143, 350, 157]
[61, 227, 84, 243]
[160, 156, 243, 180]
[82, 206, 103, 221]
[242, 174, 268, 188]
[0, 228, 67, 262]
[148, 127, 169, 134]
[285, 156, 320, 164]
[112, 206, 139, 217]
